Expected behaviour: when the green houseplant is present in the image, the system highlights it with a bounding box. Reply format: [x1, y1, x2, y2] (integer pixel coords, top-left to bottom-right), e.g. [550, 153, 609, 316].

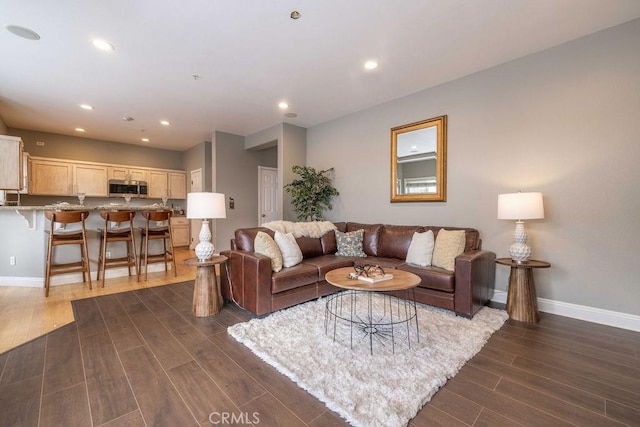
[284, 165, 340, 221]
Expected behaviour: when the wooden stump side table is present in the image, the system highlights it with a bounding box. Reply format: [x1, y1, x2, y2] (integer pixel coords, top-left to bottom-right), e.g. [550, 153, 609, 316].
[496, 258, 550, 323]
[183, 255, 228, 317]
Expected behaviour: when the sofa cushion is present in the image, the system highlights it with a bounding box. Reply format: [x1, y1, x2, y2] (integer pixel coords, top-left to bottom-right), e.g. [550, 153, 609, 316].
[302, 255, 355, 277]
[296, 236, 325, 258]
[378, 225, 424, 259]
[396, 263, 455, 293]
[405, 230, 435, 267]
[355, 256, 405, 269]
[346, 222, 383, 255]
[235, 227, 272, 252]
[320, 230, 338, 255]
[335, 229, 367, 257]
[275, 231, 303, 268]
[254, 231, 283, 272]
[432, 229, 466, 271]
[271, 263, 319, 294]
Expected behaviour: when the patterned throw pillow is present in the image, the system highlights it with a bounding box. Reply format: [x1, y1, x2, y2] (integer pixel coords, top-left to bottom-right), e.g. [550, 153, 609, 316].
[405, 230, 435, 267]
[254, 231, 283, 272]
[431, 229, 466, 271]
[335, 229, 367, 257]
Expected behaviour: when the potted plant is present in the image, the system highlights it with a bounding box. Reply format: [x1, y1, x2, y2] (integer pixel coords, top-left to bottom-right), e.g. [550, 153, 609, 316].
[284, 165, 340, 221]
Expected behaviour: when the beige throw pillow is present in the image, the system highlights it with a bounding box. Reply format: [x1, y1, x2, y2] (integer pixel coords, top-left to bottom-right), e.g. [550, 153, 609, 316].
[274, 231, 303, 268]
[405, 230, 435, 267]
[254, 231, 283, 272]
[432, 229, 466, 271]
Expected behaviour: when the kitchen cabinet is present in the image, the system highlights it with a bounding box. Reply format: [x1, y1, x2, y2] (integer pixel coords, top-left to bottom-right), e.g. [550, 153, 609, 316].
[170, 216, 190, 247]
[0, 135, 24, 190]
[148, 170, 186, 200]
[31, 158, 74, 196]
[108, 166, 148, 182]
[27, 155, 185, 198]
[168, 172, 187, 199]
[74, 164, 109, 196]
[148, 170, 168, 199]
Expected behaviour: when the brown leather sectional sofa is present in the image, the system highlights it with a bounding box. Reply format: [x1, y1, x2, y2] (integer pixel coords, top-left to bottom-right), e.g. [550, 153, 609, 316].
[220, 222, 496, 318]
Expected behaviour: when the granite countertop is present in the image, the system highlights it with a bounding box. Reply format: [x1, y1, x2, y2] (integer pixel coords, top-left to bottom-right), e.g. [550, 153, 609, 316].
[0, 203, 172, 212]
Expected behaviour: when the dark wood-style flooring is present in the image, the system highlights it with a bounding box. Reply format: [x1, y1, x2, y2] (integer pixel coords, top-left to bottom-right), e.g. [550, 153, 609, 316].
[1, 281, 639, 426]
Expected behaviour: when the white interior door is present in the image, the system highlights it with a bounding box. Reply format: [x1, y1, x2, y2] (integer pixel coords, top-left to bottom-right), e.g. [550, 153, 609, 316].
[258, 166, 280, 225]
[190, 168, 203, 249]
[190, 168, 203, 192]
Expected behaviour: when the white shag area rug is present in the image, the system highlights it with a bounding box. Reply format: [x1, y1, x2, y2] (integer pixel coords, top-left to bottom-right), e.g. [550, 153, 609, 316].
[228, 295, 508, 427]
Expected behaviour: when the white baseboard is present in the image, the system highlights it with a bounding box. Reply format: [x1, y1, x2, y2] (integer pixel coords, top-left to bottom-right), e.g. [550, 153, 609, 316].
[0, 263, 173, 288]
[491, 290, 640, 332]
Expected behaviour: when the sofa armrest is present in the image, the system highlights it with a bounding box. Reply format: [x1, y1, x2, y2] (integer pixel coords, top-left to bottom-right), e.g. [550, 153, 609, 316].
[454, 250, 496, 317]
[220, 249, 273, 316]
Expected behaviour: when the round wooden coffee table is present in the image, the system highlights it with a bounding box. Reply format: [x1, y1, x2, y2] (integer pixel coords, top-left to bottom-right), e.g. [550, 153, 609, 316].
[324, 267, 421, 354]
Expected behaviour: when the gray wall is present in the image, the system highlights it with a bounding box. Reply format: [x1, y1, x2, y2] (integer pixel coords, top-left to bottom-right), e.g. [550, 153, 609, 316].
[307, 19, 640, 316]
[10, 128, 184, 170]
[183, 141, 212, 192]
[281, 123, 307, 220]
[214, 131, 263, 252]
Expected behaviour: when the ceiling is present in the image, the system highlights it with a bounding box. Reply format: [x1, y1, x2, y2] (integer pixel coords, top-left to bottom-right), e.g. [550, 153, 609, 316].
[2, 1, 640, 152]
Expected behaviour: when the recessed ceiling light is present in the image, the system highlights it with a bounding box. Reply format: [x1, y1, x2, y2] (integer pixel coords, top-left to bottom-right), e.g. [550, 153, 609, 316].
[141, 138, 150, 142]
[122, 116, 134, 121]
[284, 113, 298, 118]
[364, 60, 379, 70]
[278, 102, 289, 109]
[92, 38, 115, 51]
[5, 25, 40, 40]
[80, 104, 94, 110]
[75, 128, 86, 133]
[160, 120, 171, 126]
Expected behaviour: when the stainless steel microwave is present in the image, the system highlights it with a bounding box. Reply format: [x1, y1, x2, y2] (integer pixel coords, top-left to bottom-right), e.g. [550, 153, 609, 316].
[108, 179, 148, 198]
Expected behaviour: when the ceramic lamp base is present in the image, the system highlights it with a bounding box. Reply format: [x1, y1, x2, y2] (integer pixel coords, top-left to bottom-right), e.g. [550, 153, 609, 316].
[195, 220, 215, 261]
[509, 220, 532, 263]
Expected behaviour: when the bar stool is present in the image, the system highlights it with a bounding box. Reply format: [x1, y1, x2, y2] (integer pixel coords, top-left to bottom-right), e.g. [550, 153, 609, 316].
[44, 210, 91, 297]
[97, 210, 139, 287]
[139, 211, 177, 281]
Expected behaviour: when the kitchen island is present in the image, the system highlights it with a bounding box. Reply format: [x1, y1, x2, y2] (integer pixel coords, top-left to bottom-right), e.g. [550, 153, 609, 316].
[0, 203, 177, 289]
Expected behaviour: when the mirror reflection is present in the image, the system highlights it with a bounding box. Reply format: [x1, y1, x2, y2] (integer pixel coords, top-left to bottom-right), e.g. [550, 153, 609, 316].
[391, 115, 447, 202]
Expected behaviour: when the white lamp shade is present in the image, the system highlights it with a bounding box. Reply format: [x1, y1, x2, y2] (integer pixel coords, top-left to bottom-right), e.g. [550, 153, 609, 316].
[187, 192, 227, 219]
[497, 192, 544, 220]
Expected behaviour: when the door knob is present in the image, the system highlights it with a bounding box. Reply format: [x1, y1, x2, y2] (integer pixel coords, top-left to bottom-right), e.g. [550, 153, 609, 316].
[261, 214, 266, 217]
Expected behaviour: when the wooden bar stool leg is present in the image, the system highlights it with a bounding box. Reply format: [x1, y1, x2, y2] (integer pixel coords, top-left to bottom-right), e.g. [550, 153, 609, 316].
[131, 232, 140, 282]
[45, 238, 53, 297]
[83, 234, 91, 290]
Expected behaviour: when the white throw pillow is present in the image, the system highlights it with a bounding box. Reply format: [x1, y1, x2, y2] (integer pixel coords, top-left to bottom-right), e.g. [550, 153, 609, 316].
[432, 229, 466, 271]
[254, 231, 283, 272]
[275, 231, 303, 268]
[405, 230, 435, 267]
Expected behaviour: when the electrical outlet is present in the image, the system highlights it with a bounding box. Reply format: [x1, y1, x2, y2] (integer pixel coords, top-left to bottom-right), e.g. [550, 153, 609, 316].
[106, 251, 112, 259]
[9, 256, 16, 265]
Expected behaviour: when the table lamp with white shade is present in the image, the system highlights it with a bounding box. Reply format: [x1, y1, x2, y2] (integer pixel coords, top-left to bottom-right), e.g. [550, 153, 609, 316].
[187, 192, 226, 262]
[497, 192, 544, 264]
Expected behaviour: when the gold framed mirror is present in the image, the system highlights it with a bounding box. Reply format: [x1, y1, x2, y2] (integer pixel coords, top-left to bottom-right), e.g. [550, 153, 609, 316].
[390, 115, 447, 202]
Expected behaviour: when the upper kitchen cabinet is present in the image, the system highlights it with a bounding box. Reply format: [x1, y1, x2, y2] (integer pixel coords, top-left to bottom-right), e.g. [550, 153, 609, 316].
[108, 166, 148, 182]
[148, 170, 168, 199]
[31, 158, 74, 195]
[148, 170, 186, 199]
[0, 135, 24, 190]
[74, 164, 109, 196]
[168, 172, 187, 199]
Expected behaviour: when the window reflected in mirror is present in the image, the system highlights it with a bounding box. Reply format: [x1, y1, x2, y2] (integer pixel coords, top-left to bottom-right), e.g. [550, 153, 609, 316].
[391, 115, 447, 202]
